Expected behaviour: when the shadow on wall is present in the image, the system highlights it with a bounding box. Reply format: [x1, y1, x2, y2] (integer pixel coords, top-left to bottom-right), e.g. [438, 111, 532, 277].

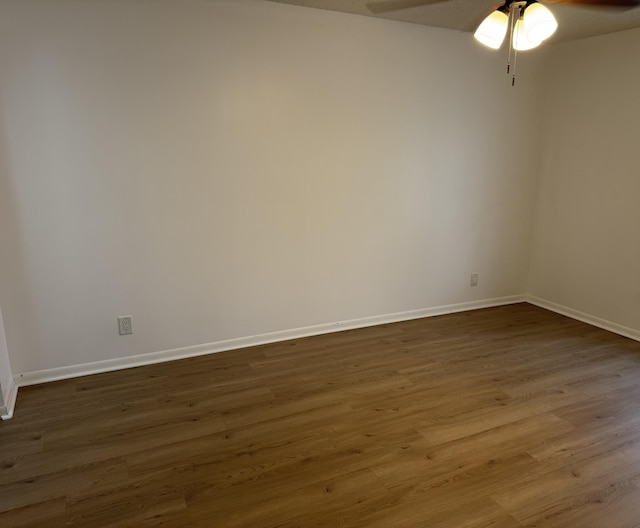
[0, 94, 40, 380]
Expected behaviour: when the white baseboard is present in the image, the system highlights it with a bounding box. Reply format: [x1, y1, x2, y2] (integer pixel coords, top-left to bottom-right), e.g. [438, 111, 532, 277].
[1, 376, 18, 420]
[526, 295, 640, 343]
[16, 295, 526, 387]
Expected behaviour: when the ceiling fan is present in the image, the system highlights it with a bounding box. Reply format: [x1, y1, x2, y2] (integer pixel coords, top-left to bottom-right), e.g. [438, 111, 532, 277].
[367, 0, 639, 84]
[367, 0, 639, 48]
[367, 0, 639, 16]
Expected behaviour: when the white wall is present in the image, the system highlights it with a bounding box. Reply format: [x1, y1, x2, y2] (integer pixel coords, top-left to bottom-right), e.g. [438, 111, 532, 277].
[529, 28, 640, 334]
[0, 307, 15, 417]
[0, 0, 543, 375]
[0, 308, 9, 407]
[0, 84, 19, 414]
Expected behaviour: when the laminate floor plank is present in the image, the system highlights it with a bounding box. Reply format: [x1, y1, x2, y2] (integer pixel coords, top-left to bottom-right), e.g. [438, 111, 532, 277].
[2, 303, 640, 526]
[0, 498, 67, 528]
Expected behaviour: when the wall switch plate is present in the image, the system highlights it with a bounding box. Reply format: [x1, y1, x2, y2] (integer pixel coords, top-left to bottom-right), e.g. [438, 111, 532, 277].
[470, 273, 479, 287]
[118, 316, 133, 335]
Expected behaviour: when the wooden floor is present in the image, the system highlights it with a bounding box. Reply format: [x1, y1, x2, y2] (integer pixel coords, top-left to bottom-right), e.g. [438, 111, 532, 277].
[2, 303, 640, 527]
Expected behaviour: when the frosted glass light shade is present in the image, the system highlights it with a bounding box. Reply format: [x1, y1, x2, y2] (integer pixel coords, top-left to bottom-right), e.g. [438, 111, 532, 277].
[474, 11, 509, 49]
[523, 3, 557, 42]
[513, 19, 542, 51]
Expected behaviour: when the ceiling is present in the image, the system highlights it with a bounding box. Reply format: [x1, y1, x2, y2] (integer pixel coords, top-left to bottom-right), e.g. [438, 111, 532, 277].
[265, 0, 640, 43]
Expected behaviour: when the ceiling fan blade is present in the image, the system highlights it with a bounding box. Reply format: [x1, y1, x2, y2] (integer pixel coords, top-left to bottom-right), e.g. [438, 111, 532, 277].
[543, 0, 640, 6]
[366, 0, 452, 15]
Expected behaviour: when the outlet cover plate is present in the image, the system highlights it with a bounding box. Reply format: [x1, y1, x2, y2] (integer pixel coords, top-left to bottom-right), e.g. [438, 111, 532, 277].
[118, 316, 133, 335]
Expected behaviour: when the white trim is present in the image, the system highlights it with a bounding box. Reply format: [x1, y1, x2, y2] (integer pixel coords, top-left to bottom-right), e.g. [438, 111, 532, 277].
[1, 376, 18, 420]
[16, 295, 526, 387]
[526, 295, 640, 343]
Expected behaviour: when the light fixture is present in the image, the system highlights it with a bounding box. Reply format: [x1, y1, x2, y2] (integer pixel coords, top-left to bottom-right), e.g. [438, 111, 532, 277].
[473, 10, 509, 50]
[474, 1, 558, 85]
[523, 3, 558, 43]
[513, 18, 542, 51]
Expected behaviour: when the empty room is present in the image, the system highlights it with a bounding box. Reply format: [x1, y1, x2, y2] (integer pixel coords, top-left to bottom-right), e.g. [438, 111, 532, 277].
[1, 0, 639, 526]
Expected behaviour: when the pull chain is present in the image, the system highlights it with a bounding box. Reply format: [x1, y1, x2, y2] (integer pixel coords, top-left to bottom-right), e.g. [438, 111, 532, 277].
[512, 21, 519, 87]
[508, 4, 523, 87]
[506, 5, 516, 75]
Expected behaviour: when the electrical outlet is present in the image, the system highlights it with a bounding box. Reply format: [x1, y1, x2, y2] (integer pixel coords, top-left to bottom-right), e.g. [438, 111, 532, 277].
[118, 316, 133, 335]
[470, 273, 479, 287]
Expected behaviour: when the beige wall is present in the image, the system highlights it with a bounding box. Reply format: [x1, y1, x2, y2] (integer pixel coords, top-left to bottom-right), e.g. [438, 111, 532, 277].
[529, 27, 640, 334]
[0, 0, 544, 375]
